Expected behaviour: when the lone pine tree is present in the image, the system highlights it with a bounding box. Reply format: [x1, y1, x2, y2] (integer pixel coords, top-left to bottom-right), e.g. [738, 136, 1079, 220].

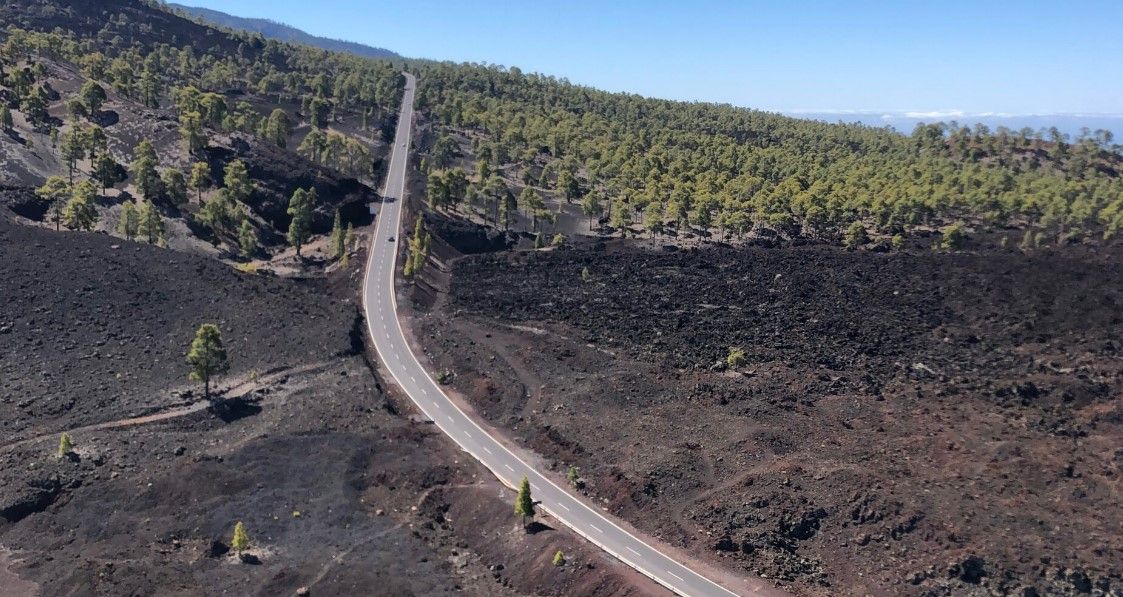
[514, 476, 535, 529]
[186, 323, 229, 400]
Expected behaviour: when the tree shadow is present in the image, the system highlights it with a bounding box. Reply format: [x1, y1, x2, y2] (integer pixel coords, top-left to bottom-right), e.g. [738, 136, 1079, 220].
[526, 521, 554, 535]
[207, 396, 262, 423]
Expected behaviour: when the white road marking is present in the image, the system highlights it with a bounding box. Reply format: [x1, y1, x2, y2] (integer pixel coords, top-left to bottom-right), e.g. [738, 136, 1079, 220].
[558, 503, 570, 511]
[590, 524, 604, 533]
[503, 464, 514, 472]
[627, 546, 641, 556]
[666, 570, 684, 582]
[483, 446, 492, 454]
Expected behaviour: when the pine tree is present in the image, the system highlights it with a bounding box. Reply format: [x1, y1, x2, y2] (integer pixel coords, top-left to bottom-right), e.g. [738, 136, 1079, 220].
[0, 105, 12, 130]
[186, 323, 229, 400]
[57, 432, 73, 458]
[189, 162, 210, 203]
[514, 476, 535, 528]
[161, 169, 187, 206]
[117, 201, 139, 240]
[129, 140, 160, 200]
[329, 210, 344, 259]
[223, 160, 253, 203]
[93, 152, 121, 191]
[60, 126, 86, 183]
[286, 188, 312, 257]
[36, 176, 71, 231]
[231, 521, 250, 552]
[63, 181, 99, 231]
[238, 219, 257, 258]
[137, 198, 164, 244]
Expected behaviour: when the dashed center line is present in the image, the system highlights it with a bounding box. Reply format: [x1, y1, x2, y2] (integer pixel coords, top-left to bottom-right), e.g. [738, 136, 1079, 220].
[590, 524, 604, 533]
[626, 546, 641, 556]
[482, 446, 492, 454]
[666, 570, 684, 582]
[558, 503, 570, 511]
[503, 464, 514, 472]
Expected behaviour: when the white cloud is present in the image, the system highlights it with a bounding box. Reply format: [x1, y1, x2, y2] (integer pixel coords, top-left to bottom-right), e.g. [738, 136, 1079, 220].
[902, 110, 964, 119]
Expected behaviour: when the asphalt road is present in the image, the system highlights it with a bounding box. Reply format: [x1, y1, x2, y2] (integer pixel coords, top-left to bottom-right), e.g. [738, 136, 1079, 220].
[362, 73, 746, 597]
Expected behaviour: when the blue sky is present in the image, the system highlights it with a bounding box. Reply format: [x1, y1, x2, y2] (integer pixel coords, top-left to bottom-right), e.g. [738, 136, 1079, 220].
[181, 0, 1123, 115]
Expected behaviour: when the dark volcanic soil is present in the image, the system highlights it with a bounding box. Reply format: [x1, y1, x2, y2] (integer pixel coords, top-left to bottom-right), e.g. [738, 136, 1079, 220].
[414, 240, 1123, 596]
[0, 216, 658, 596]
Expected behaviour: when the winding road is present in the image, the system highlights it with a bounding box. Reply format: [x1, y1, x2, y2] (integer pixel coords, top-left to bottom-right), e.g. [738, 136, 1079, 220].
[362, 73, 750, 597]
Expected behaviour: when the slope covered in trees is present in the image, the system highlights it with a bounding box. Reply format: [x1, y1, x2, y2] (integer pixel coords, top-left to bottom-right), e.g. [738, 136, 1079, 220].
[168, 3, 399, 59]
[0, 0, 403, 261]
[411, 63, 1123, 247]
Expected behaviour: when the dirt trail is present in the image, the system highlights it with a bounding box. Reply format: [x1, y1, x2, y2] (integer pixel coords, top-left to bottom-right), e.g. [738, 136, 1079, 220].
[0, 361, 333, 453]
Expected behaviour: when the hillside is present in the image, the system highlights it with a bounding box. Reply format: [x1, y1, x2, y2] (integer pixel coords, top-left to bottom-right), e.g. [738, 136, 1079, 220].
[168, 3, 399, 59]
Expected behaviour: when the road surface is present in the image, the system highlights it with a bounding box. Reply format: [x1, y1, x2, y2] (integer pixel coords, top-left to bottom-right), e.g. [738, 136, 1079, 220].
[362, 73, 747, 597]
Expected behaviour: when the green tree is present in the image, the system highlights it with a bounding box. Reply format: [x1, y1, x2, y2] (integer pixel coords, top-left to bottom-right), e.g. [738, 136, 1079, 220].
[263, 108, 291, 148]
[63, 181, 99, 231]
[238, 219, 257, 258]
[137, 197, 164, 244]
[91, 151, 122, 192]
[231, 521, 250, 552]
[0, 105, 12, 130]
[552, 550, 565, 566]
[179, 111, 207, 155]
[329, 210, 345, 259]
[581, 267, 591, 283]
[940, 222, 967, 251]
[551, 232, 565, 247]
[514, 476, 535, 529]
[79, 80, 107, 114]
[580, 192, 604, 230]
[186, 323, 229, 400]
[116, 201, 139, 240]
[59, 126, 87, 183]
[844, 221, 869, 248]
[890, 234, 905, 250]
[189, 162, 211, 203]
[286, 188, 313, 256]
[223, 160, 253, 203]
[36, 176, 71, 231]
[57, 432, 74, 458]
[161, 169, 187, 206]
[129, 140, 161, 200]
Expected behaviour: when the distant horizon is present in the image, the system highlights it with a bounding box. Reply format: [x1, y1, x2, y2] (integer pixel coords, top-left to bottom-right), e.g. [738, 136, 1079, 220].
[176, 1, 1123, 122]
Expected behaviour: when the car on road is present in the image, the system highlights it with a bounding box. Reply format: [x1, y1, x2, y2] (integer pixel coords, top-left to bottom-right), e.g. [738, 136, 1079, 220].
[388, 236, 395, 242]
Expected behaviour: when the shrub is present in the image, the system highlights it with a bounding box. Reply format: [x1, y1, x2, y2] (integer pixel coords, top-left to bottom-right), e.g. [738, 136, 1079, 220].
[890, 234, 905, 250]
[567, 465, 581, 487]
[581, 267, 591, 283]
[57, 432, 73, 458]
[552, 550, 565, 566]
[940, 222, 967, 251]
[726, 346, 747, 369]
[231, 521, 250, 552]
